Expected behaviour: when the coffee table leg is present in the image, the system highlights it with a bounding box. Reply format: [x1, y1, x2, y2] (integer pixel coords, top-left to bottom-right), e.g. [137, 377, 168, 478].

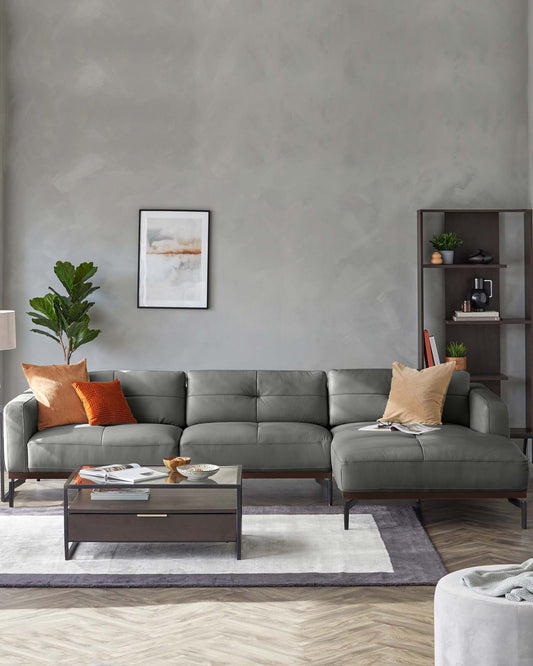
[63, 486, 79, 560]
[236, 485, 242, 560]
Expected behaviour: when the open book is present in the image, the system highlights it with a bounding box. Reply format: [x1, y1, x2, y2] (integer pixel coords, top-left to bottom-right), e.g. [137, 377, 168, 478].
[359, 422, 440, 435]
[79, 463, 167, 484]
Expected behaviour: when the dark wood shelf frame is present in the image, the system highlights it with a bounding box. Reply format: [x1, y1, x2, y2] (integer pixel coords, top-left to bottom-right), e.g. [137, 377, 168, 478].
[423, 263, 508, 269]
[417, 208, 533, 433]
[445, 319, 532, 325]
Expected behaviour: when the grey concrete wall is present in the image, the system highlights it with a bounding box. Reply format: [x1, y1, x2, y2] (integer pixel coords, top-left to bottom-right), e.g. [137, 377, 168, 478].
[2, 0, 529, 398]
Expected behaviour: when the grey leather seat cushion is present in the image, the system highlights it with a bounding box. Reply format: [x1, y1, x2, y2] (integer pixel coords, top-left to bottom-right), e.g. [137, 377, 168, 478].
[331, 423, 529, 492]
[180, 422, 332, 471]
[27, 423, 182, 472]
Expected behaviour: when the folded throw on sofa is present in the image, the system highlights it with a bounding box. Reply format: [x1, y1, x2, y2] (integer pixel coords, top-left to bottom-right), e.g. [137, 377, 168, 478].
[462, 559, 533, 602]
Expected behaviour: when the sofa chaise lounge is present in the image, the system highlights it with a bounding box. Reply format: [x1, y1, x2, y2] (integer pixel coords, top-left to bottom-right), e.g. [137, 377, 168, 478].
[2, 368, 529, 527]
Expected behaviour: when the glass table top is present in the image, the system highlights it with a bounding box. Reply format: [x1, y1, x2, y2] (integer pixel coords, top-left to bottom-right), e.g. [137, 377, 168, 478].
[66, 465, 242, 488]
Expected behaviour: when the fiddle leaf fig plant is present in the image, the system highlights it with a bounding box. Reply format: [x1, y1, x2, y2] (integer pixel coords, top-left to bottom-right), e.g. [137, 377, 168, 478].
[27, 261, 101, 364]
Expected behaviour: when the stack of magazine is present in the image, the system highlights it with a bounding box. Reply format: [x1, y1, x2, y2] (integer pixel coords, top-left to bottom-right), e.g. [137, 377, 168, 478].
[90, 488, 151, 501]
[453, 310, 500, 322]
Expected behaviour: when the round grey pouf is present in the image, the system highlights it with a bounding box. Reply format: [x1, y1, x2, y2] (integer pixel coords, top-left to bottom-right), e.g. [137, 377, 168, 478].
[434, 566, 533, 666]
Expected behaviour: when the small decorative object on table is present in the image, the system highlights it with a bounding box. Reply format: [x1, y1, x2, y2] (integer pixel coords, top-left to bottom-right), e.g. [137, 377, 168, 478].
[163, 456, 191, 472]
[467, 249, 493, 264]
[431, 251, 443, 265]
[429, 232, 463, 265]
[177, 464, 220, 480]
[445, 341, 467, 371]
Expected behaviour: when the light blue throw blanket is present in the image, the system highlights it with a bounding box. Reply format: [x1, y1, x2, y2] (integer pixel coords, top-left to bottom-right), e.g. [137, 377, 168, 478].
[462, 559, 533, 602]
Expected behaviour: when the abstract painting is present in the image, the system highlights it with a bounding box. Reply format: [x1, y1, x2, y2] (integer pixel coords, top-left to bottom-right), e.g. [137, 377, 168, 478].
[138, 210, 209, 308]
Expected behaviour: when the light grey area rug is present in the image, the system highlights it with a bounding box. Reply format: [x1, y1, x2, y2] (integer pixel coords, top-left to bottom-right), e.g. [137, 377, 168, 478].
[0, 505, 446, 587]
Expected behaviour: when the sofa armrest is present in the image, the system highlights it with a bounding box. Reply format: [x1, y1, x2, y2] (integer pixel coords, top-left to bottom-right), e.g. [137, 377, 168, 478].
[469, 384, 509, 437]
[3, 393, 38, 472]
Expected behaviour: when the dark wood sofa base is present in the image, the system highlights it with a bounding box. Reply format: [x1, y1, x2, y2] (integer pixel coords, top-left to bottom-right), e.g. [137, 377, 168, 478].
[342, 491, 528, 530]
[3, 471, 334, 507]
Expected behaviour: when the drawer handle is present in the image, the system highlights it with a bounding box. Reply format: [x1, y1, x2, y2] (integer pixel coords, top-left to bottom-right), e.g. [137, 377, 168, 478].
[136, 513, 168, 518]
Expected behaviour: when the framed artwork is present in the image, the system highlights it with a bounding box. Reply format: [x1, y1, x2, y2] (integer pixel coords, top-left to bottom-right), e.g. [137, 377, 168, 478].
[138, 210, 210, 309]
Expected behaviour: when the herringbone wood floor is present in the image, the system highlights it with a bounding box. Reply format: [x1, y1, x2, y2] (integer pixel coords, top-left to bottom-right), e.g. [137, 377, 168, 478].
[0, 471, 532, 665]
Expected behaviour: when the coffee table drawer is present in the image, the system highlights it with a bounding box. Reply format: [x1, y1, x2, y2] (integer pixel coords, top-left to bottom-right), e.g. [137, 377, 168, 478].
[68, 512, 237, 542]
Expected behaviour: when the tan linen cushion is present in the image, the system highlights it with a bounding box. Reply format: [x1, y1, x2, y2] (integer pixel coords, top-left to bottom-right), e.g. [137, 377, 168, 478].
[381, 361, 456, 425]
[21, 358, 90, 430]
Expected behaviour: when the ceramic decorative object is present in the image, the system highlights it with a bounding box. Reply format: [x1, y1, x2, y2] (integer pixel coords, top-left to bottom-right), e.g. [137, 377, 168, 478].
[431, 252, 443, 265]
[470, 277, 492, 311]
[467, 249, 493, 264]
[163, 456, 191, 472]
[177, 464, 220, 480]
[445, 356, 467, 372]
[440, 250, 454, 264]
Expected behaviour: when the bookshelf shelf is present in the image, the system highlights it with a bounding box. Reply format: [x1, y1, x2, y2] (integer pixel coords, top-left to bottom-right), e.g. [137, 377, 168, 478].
[445, 318, 531, 325]
[417, 208, 533, 432]
[422, 263, 507, 269]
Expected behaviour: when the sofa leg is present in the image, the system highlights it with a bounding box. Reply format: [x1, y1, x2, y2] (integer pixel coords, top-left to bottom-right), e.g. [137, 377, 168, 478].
[344, 499, 356, 530]
[508, 498, 528, 529]
[8, 480, 14, 508]
[328, 476, 333, 506]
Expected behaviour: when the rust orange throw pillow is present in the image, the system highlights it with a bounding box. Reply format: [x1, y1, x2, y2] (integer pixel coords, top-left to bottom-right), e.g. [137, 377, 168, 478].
[22, 358, 89, 430]
[72, 378, 137, 426]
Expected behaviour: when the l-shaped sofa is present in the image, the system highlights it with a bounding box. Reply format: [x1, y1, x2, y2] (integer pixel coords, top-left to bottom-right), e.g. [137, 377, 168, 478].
[3, 369, 530, 527]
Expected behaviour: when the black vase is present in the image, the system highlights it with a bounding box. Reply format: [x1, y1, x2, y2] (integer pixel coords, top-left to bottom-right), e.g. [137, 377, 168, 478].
[470, 277, 492, 311]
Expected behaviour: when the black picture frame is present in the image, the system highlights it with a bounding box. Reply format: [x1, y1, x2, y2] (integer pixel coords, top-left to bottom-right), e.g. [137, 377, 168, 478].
[137, 209, 210, 309]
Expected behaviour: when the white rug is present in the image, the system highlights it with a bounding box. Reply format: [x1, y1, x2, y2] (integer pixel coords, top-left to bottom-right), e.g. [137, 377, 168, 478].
[0, 506, 446, 587]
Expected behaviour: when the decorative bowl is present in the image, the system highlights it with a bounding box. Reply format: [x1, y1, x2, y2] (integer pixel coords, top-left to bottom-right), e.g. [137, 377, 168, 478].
[163, 456, 191, 472]
[177, 464, 220, 480]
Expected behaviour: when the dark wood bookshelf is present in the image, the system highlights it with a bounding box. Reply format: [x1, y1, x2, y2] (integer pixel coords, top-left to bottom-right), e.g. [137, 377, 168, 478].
[417, 208, 533, 434]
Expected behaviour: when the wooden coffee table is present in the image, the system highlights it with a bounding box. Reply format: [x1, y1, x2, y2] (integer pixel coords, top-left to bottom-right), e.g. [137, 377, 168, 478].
[63, 465, 242, 560]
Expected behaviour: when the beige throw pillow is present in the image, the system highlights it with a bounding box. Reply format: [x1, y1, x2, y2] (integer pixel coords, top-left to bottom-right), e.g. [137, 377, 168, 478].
[22, 358, 90, 430]
[381, 361, 456, 425]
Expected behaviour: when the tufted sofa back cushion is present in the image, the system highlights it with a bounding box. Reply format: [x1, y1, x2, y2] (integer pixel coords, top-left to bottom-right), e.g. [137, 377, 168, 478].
[327, 369, 470, 427]
[186, 370, 328, 426]
[89, 370, 186, 427]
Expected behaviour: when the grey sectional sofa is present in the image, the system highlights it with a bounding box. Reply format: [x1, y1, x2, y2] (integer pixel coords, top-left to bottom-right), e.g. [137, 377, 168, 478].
[2, 368, 529, 527]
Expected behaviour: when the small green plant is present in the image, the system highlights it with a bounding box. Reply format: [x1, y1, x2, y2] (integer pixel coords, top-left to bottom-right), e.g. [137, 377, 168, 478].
[430, 232, 463, 251]
[27, 261, 101, 364]
[446, 341, 467, 357]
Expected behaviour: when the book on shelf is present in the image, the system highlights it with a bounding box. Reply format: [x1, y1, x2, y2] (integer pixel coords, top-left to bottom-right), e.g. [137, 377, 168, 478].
[79, 463, 167, 484]
[429, 335, 441, 364]
[423, 329, 434, 367]
[453, 310, 500, 321]
[90, 488, 151, 501]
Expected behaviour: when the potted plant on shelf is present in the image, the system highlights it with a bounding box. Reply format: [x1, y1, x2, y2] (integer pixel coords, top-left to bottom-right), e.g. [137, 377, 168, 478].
[430, 232, 463, 264]
[446, 341, 467, 371]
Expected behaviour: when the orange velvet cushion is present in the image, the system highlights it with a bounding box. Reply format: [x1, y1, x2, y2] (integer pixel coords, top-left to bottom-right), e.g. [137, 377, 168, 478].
[72, 378, 137, 426]
[22, 358, 89, 430]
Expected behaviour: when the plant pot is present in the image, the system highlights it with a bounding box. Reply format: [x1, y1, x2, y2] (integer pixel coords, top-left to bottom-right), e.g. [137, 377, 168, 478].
[440, 250, 455, 264]
[445, 356, 467, 371]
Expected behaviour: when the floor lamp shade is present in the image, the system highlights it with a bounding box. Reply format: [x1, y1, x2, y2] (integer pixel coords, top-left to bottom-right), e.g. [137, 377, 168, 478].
[0, 311, 16, 350]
